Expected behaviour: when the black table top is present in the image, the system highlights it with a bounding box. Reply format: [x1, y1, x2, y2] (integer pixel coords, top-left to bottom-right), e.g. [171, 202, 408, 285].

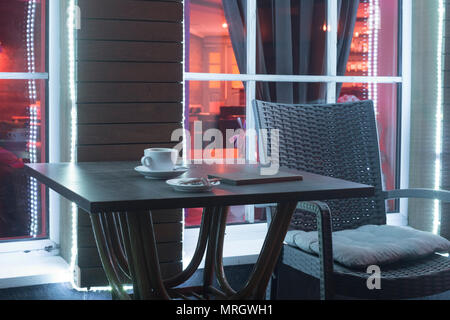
[25, 162, 374, 213]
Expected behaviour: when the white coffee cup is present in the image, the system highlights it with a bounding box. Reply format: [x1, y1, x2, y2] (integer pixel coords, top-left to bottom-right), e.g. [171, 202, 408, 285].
[141, 148, 178, 171]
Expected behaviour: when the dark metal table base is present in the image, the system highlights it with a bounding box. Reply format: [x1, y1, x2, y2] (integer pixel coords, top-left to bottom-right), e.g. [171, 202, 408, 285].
[89, 202, 297, 300]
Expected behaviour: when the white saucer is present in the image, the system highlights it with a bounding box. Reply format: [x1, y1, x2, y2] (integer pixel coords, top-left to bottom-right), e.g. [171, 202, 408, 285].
[166, 178, 220, 193]
[135, 166, 188, 180]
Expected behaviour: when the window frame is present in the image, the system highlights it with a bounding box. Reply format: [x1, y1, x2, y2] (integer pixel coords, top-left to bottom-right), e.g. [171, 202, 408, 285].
[0, 0, 56, 252]
[184, 0, 410, 220]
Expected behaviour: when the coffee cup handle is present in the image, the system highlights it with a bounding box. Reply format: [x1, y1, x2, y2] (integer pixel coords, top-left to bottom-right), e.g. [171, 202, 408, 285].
[141, 156, 153, 169]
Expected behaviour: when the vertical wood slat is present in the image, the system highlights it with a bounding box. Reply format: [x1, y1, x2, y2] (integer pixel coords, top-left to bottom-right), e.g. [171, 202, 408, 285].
[75, 0, 184, 287]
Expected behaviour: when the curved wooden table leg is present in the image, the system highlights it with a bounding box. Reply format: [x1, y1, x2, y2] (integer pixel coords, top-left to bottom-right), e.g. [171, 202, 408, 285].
[203, 207, 220, 298]
[90, 213, 131, 300]
[100, 212, 131, 283]
[164, 207, 213, 288]
[214, 206, 236, 297]
[91, 203, 294, 301]
[97, 208, 217, 300]
[230, 201, 298, 300]
[126, 210, 171, 300]
[117, 212, 141, 299]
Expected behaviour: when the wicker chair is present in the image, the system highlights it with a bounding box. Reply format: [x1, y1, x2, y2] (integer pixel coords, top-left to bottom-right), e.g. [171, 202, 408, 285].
[253, 99, 450, 300]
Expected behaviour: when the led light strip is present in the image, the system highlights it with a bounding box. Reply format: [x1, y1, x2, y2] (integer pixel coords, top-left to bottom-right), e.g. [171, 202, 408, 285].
[26, 0, 39, 237]
[367, 0, 380, 115]
[434, 0, 445, 235]
[67, 2, 118, 293]
[67, 0, 84, 291]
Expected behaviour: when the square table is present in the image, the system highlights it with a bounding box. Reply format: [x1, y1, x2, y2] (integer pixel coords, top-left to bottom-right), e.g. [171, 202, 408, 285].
[25, 162, 374, 300]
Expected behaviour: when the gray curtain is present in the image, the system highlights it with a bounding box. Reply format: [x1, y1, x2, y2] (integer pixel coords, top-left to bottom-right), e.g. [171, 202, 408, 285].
[223, 0, 359, 103]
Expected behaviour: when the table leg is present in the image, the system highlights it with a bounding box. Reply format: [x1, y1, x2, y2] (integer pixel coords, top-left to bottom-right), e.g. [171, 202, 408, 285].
[100, 212, 131, 283]
[93, 209, 219, 300]
[203, 207, 220, 298]
[230, 201, 298, 300]
[117, 212, 141, 299]
[125, 211, 171, 300]
[214, 206, 236, 297]
[90, 202, 295, 301]
[89, 213, 131, 300]
[164, 207, 213, 288]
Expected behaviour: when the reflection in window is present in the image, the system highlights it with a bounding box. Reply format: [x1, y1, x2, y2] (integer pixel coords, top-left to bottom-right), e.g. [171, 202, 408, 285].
[0, 0, 47, 240]
[186, 0, 243, 74]
[187, 81, 246, 162]
[184, 0, 400, 224]
[340, 83, 398, 212]
[339, 0, 399, 210]
[0, 1, 45, 73]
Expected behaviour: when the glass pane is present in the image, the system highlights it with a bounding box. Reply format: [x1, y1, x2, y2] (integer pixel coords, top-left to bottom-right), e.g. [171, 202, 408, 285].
[186, 0, 246, 74]
[339, 82, 398, 211]
[0, 79, 46, 240]
[0, 0, 46, 73]
[345, 0, 399, 77]
[186, 80, 246, 162]
[184, 80, 266, 227]
[256, 0, 327, 75]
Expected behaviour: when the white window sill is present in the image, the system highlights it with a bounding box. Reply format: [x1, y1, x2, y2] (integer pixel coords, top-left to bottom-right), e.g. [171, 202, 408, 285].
[0, 224, 267, 289]
[0, 250, 70, 289]
[183, 223, 268, 269]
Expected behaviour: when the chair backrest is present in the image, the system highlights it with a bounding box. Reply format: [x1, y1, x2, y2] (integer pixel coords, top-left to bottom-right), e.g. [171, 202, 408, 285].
[253, 100, 386, 231]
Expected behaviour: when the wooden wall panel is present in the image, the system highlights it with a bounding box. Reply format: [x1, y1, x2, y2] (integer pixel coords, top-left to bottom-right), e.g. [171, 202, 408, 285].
[74, 261, 183, 288]
[77, 242, 183, 268]
[77, 41, 182, 62]
[78, 20, 182, 42]
[77, 223, 182, 249]
[77, 123, 181, 145]
[78, 0, 183, 22]
[77, 62, 182, 82]
[75, 0, 184, 288]
[77, 83, 182, 104]
[77, 103, 182, 124]
[77, 209, 183, 227]
[77, 143, 177, 162]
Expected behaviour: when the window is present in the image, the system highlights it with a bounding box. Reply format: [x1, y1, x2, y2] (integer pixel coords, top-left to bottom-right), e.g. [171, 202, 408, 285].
[184, 0, 404, 226]
[0, 0, 48, 241]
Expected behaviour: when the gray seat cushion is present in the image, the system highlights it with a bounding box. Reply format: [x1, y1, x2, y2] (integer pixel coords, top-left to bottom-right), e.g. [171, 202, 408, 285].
[285, 224, 450, 269]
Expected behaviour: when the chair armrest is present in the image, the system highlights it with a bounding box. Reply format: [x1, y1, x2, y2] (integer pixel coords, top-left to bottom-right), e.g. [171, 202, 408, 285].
[384, 189, 450, 203]
[295, 201, 334, 300]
